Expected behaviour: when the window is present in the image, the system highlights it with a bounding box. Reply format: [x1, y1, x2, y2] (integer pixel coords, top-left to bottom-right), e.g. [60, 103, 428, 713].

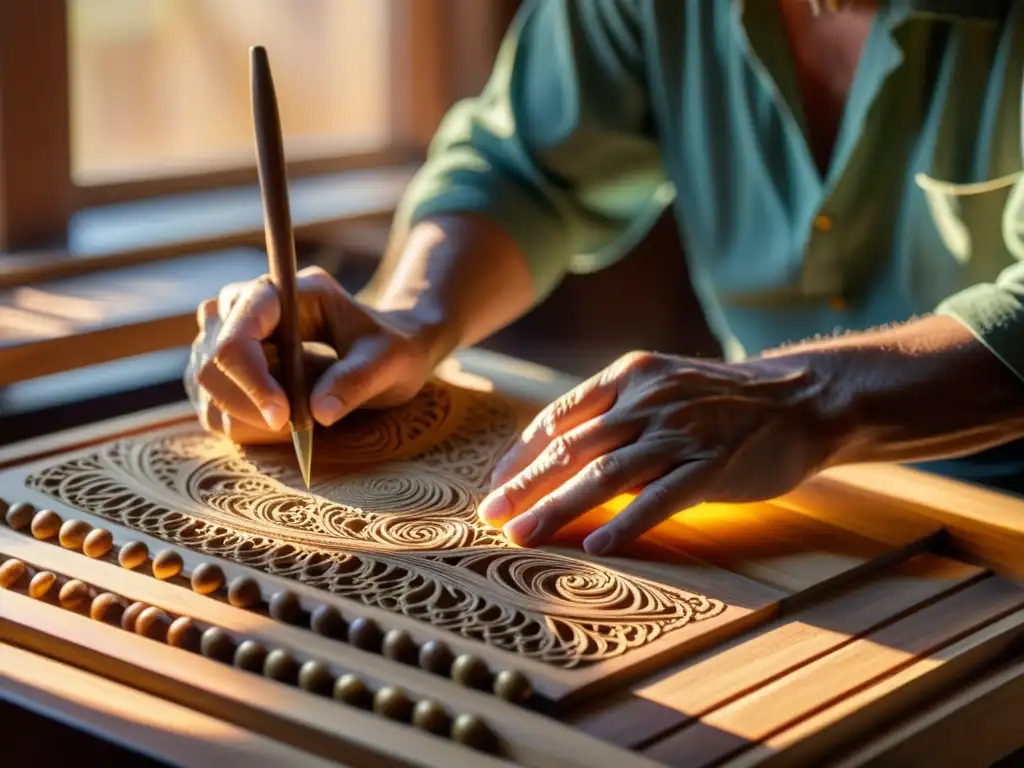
[0, 0, 518, 428]
[69, 0, 392, 183]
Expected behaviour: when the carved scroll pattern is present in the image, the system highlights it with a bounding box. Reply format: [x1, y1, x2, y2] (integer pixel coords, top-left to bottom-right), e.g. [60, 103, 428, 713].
[25, 382, 727, 668]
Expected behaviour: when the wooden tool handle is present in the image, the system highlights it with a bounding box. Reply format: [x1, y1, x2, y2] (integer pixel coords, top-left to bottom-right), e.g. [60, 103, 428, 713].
[250, 45, 311, 432]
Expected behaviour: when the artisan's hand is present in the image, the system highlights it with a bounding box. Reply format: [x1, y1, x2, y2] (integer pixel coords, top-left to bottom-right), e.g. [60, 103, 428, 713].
[477, 351, 836, 555]
[185, 266, 444, 444]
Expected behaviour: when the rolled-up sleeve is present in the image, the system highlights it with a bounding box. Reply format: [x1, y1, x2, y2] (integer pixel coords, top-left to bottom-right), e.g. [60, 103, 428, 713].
[937, 171, 1024, 383]
[394, 0, 670, 302]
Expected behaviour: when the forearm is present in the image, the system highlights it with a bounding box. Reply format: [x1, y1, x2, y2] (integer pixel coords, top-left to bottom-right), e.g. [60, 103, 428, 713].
[761, 315, 1024, 466]
[358, 213, 537, 364]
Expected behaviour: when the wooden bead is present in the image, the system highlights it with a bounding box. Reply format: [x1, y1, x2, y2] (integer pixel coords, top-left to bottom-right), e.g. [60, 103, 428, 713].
[227, 576, 261, 608]
[382, 629, 417, 664]
[347, 616, 383, 652]
[298, 660, 334, 696]
[200, 627, 236, 662]
[310, 604, 346, 639]
[190, 562, 225, 595]
[493, 669, 532, 703]
[152, 549, 184, 580]
[121, 601, 148, 633]
[5, 501, 35, 531]
[90, 593, 126, 625]
[58, 519, 91, 550]
[451, 713, 495, 751]
[418, 639, 454, 676]
[167, 616, 200, 651]
[58, 579, 91, 611]
[263, 649, 299, 684]
[28, 570, 57, 599]
[0, 558, 27, 589]
[451, 654, 490, 689]
[268, 590, 302, 624]
[31, 509, 62, 540]
[135, 606, 171, 641]
[372, 686, 414, 722]
[83, 528, 114, 559]
[118, 541, 149, 570]
[233, 640, 268, 672]
[412, 699, 451, 735]
[333, 673, 372, 708]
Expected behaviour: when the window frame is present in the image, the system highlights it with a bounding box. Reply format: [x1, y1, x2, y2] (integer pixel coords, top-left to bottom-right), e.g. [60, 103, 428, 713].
[0, 0, 515, 252]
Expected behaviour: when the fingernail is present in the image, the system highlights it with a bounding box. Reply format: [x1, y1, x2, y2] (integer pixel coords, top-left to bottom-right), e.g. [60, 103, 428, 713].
[313, 395, 344, 425]
[583, 529, 612, 556]
[261, 403, 286, 431]
[503, 512, 538, 545]
[477, 492, 512, 526]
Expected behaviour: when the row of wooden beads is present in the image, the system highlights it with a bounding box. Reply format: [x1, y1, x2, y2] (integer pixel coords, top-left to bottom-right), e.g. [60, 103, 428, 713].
[1, 499, 534, 705]
[0, 554, 499, 753]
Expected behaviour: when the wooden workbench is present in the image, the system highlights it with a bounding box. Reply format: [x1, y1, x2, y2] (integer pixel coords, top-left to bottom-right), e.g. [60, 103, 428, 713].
[1, 348, 1023, 768]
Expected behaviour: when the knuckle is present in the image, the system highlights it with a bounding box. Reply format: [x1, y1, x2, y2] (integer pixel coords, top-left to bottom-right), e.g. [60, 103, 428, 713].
[500, 474, 532, 505]
[588, 454, 620, 487]
[543, 435, 574, 470]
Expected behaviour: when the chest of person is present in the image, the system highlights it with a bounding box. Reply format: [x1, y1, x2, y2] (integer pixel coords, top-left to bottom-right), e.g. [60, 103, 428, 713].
[644, 2, 1023, 308]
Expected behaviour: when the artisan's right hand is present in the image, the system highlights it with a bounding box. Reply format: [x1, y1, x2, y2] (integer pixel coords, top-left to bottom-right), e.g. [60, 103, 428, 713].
[185, 266, 445, 444]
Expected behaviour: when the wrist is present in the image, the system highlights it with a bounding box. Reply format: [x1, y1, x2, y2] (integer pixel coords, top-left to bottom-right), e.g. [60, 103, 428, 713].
[740, 350, 859, 472]
[374, 304, 463, 369]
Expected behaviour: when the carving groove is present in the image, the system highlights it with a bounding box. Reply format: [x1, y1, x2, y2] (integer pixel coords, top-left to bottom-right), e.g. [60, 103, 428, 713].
[24, 380, 727, 667]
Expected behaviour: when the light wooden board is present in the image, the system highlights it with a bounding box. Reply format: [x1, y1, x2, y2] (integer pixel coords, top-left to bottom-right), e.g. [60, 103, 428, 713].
[0, 642, 344, 768]
[643, 575, 1024, 766]
[568, 553, 984, 748]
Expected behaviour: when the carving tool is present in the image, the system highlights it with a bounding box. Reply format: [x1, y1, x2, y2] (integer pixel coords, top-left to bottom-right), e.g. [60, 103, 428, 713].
[250, 45, 313, 487]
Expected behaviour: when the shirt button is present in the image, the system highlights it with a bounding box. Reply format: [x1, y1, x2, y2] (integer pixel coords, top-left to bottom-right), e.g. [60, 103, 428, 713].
[828, 296, 847, 311]
[814, 214, 833, 232]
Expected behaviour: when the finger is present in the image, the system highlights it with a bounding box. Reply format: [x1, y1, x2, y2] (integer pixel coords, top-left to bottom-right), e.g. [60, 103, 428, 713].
[582, 461, 716, 555]
[490, 371, 618, 487]
[499, 441, 679, 547]
[221, 414, 290, 446]
[211, 277, 289, 430]
[478, 415, 638, 527]
[196, 361, 273, 429]
[309, 336, 394, 426]
[217, 281, 253, 321]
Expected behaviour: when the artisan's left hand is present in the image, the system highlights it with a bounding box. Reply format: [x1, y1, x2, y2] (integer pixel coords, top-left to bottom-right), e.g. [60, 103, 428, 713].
[477, 351, 838, 555]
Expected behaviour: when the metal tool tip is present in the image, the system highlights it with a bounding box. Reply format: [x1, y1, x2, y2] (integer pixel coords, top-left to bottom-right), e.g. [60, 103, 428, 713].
[291, 427, 314, 490]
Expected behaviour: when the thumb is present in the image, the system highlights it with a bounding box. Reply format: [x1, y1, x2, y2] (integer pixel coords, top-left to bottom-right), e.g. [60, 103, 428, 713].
[309, 337, 396, 426]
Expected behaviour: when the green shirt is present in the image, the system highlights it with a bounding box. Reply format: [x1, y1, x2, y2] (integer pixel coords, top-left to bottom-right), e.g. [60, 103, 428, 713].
[397, 0, 1024, 478]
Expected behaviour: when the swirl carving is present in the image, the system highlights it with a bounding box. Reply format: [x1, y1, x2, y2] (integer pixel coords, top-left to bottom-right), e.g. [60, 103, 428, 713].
[24, 379, 728, 668]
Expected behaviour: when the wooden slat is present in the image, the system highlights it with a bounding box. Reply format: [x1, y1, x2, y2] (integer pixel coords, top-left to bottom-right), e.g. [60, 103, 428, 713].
[568, 553, 983, 748]
[829, 655, 1024, 768]
[784, 463, 1024, 578]
[0, 590, 501, 768]
[723, 609, 1024, 768]
[0, 642, 342, 768]
[643, 576, 1024, 767]
[0, 527, 660, 768]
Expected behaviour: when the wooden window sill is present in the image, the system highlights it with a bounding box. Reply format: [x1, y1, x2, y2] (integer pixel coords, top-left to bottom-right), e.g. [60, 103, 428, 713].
[0, 163, 417, 289]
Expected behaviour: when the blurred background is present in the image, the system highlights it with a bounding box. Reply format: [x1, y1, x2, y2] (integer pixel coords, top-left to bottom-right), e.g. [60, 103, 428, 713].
[0, 0, 715, 445]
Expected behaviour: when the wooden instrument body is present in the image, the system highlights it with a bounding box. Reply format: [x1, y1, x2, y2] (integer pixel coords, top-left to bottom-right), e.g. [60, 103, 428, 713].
[1, 348, 1023, 768]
